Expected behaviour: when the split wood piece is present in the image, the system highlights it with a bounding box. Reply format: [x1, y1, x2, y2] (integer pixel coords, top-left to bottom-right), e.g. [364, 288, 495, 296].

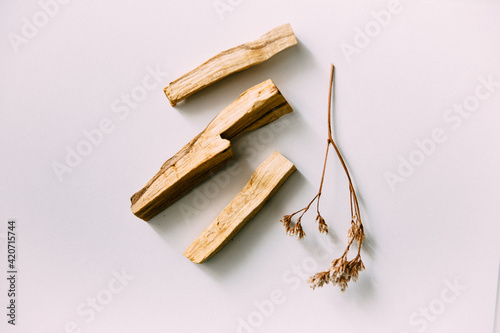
[164, 23, 297, 106]
[131, 80, 293, 221]
[184, 151, 296, 264]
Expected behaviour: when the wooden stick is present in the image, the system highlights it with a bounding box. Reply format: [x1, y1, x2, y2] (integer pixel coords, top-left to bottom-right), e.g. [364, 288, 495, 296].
[131, 80, 292, 221]
[184, 151, 296, 264]
[164, 23, 297, 106]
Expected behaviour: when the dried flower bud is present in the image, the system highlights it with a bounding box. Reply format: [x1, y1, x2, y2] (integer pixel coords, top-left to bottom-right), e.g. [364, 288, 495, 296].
[347, 220, 365, 244]
[291, 221, 306, 239]
[308, 271, 330, 290]
[319, 256, 365, 291]
[281, 215, 292, 231]
[316, 214, 328, 234]
[283, 215, 306, 239]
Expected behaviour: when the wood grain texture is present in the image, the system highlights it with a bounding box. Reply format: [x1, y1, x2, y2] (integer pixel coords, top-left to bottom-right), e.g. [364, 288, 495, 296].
[184, 151, 296, 264]
[164, 23, 297, 106]
[131, 80, 292, 221]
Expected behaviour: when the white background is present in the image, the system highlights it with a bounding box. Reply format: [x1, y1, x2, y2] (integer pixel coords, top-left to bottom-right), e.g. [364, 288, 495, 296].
[1, 0, 500, 332]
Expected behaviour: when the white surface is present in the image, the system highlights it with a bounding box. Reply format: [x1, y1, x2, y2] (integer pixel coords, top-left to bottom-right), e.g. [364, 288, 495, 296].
[1, 1, 500, 332]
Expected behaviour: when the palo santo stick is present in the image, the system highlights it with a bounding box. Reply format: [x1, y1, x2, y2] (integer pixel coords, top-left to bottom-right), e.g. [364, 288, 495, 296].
[131, 80, 292, 221]
[184, 151, 296, 264]
[164, 23, 297, 106]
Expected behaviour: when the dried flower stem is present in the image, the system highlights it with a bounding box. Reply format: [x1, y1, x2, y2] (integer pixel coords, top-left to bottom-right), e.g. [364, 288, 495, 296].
[281, 64, 365, 291]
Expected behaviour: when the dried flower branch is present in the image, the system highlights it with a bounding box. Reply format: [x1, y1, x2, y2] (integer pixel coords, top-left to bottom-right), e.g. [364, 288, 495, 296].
[281, 64, 366, 291]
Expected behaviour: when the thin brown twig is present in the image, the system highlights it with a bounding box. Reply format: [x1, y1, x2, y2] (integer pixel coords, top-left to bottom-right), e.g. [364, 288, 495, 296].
[280, 64, 366, 291]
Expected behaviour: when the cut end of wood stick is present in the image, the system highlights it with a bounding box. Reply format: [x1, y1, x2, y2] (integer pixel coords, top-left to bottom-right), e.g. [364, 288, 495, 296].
[206, 79, 293, 140]
[130, 135, 233, 221]
[131, 80, 293, 221]
[164, 23, 297, 106]
[183, 151, 296, 264]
